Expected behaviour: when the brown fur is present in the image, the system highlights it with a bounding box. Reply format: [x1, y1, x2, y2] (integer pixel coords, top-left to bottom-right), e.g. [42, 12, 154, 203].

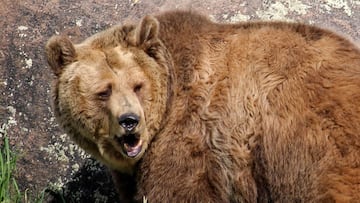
[46, 19, 172, 201]
[47, 10, 360, 202]
[45, 22, 169, 174]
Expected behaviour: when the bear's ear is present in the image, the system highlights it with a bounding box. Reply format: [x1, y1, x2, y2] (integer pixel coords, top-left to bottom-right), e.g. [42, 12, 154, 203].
[45, 36, 76, 76]
[134, 15, 159, 47]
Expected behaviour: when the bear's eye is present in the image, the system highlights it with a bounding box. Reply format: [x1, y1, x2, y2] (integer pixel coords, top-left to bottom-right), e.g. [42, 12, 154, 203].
[97, 85, 112, 101]
[133, 83, 143, 94]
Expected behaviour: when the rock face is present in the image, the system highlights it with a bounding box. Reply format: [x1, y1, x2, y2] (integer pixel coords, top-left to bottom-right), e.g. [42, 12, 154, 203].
[0, 0, 359, 202]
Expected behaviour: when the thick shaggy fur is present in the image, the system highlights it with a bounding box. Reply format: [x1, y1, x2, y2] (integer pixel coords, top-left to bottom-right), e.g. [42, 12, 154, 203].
[48, 11, 360, 202]
[135, 11, 360, 202]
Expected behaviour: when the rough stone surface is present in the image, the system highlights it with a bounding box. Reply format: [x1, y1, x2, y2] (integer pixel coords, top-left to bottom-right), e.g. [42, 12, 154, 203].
[0, 0, 359, 202]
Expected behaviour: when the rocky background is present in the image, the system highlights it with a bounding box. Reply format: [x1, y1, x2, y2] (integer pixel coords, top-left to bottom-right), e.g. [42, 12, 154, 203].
[0, 0, 359, 202]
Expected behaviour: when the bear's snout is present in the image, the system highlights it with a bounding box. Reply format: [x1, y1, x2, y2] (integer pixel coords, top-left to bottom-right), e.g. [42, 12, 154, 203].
[118, 113, 140, 133]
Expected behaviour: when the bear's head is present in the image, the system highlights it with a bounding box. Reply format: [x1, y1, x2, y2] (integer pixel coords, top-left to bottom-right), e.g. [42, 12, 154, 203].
[45, 16, 172, 173]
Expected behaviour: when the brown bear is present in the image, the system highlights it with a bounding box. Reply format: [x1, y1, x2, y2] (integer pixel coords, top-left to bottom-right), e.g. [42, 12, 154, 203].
[46, 10, 360, 202]
[45, 20, 169, 201]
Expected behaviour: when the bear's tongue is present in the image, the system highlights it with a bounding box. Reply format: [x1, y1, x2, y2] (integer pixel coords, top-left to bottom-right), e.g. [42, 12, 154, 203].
[124, 142, 142, 157]
[122, 134, 142, 157]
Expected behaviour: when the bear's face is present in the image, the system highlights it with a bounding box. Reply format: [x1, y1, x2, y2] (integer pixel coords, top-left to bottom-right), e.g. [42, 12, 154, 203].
[46, 16, 171, 173]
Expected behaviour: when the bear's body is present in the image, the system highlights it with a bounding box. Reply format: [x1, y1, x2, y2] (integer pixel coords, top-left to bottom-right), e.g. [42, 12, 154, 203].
[47, 11, 360, 202]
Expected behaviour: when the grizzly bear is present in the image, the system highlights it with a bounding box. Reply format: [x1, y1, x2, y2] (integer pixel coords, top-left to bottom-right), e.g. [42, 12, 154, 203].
[46, 10, 360, 202]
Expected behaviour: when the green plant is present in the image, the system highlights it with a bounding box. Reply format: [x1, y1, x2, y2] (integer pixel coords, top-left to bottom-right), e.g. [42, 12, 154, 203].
[0, 134, 21, 202]
[0, 126, 46, 203]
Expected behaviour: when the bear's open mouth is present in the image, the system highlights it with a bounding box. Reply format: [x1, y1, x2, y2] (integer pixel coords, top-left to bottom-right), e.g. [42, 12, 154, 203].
[117, 134, 143, 158]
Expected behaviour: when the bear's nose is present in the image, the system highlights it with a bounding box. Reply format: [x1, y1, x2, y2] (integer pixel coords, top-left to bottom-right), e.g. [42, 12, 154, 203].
[118, 113, 139, 133]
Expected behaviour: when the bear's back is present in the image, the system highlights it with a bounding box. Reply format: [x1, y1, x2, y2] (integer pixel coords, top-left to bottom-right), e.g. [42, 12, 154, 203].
[136, 11, 360, 202]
